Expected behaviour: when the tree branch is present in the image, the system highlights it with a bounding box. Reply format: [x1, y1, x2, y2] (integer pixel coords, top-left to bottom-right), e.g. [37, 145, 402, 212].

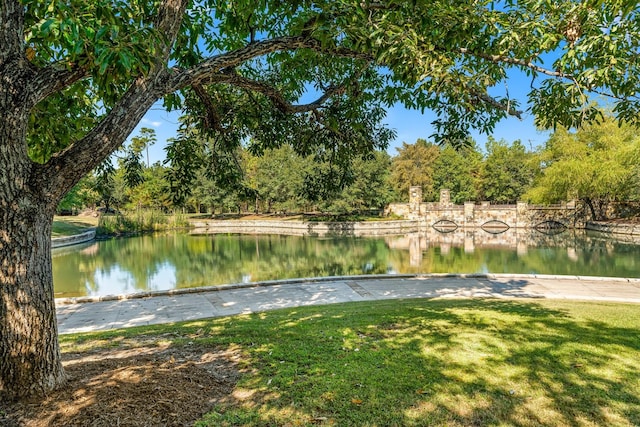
[37, 0, 189, 201]
[218, 62, 370, 114]
[154, 0, 189, 65]
[360, 2, 401, 11]
[223, 73, 345, 114]
[457, 47, 572, 79]
[468, 87, 523, 119]
[28, 64, 88, 107]
[37, 78, 159, 202]
[192, 83, 227, 132]
[166, 36, 373, 92]
[167, 36, 314, 91]
[458, 47, 634, 102]
[26, 0, 188, 107]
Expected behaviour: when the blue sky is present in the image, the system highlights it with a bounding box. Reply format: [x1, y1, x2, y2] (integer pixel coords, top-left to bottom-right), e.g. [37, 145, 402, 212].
[131, 69, 552, 165]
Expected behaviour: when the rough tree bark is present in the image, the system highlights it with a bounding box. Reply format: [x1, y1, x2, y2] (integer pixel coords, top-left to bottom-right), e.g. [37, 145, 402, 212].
[0, 69, 58, 402]
[0, 198, 65, 398]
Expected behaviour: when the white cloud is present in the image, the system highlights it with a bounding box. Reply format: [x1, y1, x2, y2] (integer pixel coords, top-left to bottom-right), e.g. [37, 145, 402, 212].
[141, 118, 162, 127]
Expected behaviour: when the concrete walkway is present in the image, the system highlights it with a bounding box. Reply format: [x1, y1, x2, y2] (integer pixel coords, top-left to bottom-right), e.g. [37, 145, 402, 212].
[55, 274, 640, 335]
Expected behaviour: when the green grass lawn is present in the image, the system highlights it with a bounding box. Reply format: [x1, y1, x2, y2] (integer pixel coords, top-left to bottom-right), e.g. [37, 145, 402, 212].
[52, 216, 99, 237]
[62, 299, 640, 426]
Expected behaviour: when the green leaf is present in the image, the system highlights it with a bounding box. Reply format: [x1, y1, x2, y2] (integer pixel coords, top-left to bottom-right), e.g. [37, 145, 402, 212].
[40, 18, 56, 33]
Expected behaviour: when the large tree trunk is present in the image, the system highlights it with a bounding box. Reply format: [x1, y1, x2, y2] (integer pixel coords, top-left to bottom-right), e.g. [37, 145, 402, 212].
[0, 204, 65, 400]
[0, 86, 65, 399]
[0, 21, 165, 402]
[0, 51, 67, 399]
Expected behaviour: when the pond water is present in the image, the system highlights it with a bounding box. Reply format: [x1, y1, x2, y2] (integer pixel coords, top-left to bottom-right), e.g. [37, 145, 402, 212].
[52, 229, 640, 298]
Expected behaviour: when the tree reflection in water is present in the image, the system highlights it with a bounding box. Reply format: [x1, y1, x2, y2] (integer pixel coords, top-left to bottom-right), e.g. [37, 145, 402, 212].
[52, 229, 640, 298]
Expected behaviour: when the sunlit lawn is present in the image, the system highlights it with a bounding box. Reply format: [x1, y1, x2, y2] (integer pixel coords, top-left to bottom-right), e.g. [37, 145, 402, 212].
[52, 216, 99, 237]
[62, 299, 640, 426]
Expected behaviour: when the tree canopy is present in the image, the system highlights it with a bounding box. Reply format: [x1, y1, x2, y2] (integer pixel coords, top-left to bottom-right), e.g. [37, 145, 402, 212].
[390, 139, 441, 200]
[3, 0, 640, 400]
[17, 0, 640, 187]
[526, 116, 640, 218]
[480, 138, 539, 204]
[433, 143, 482, 204]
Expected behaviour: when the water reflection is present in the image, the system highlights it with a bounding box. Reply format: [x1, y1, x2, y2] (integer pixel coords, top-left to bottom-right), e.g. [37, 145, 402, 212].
[388, 227, 592, 265]
[52, 229, 640, 298]
[387, 228, 640, 276]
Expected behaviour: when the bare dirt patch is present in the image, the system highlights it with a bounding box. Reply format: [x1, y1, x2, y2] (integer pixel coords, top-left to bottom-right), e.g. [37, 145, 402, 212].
[1, 346, 241, 427]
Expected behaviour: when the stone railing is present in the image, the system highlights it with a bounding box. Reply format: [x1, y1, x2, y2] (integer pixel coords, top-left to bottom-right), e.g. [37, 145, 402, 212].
[385, 188, 586, 229]
[386, 201, 583, 230]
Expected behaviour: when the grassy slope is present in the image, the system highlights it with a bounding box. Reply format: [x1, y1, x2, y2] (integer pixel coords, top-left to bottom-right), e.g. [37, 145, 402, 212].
[52, 216, 99, 237]
[61, 298, 640, 427]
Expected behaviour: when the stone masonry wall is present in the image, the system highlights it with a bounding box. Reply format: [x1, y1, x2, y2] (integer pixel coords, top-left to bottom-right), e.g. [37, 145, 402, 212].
[385, 188, 584, 229]
[586, 221, 640, 237]
[191, 220, 420, 237]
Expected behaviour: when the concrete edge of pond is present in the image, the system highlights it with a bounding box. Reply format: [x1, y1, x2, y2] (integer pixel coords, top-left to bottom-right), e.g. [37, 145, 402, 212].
[51, 228, 97, 248]
[54, 273, 640, 306]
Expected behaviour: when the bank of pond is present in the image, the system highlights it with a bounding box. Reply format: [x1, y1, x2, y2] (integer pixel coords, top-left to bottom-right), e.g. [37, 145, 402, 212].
[52, 227, 640, 299]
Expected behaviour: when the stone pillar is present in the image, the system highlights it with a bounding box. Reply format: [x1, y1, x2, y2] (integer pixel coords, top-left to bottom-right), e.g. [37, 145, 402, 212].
[464, 202, 475, 228]
[409, 186, 422, 218]
[516, 201, 528, 229]
[439, 189, 451, 207]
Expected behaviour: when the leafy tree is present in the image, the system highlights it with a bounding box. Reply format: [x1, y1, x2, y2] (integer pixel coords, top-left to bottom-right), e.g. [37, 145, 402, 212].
[245, 145, 308, 213]
[188, 167, 243, 215]
[2, 0, 640, 400]
[56, 176, 101, 214]
[120, 149, 145, 189]
[433, 142, 483, 204]
[92, 160, 119, 212]
[125, 163, 173, 211]
[130, 127, 157, 168]
[526, 117, 640, 218]
[390, 139, 441, 201]
[479, 138, 539, 203]
[328, 150, 394, 213]
[163, 120, 249, 208]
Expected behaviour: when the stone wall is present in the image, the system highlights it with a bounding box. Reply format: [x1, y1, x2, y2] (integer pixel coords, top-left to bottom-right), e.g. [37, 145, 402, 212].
[586, 221, 640, 238]
[385, 188, 584, 229]
[190, 220, 420, 237]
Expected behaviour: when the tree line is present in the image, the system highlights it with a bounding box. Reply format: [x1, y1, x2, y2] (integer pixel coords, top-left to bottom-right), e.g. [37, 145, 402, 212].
[61, 115, 640, 220]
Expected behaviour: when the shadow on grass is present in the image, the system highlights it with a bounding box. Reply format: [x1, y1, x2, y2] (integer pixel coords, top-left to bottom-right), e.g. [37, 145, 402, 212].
[192, 298, 640, 426]
[27, 295, 640, 426]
